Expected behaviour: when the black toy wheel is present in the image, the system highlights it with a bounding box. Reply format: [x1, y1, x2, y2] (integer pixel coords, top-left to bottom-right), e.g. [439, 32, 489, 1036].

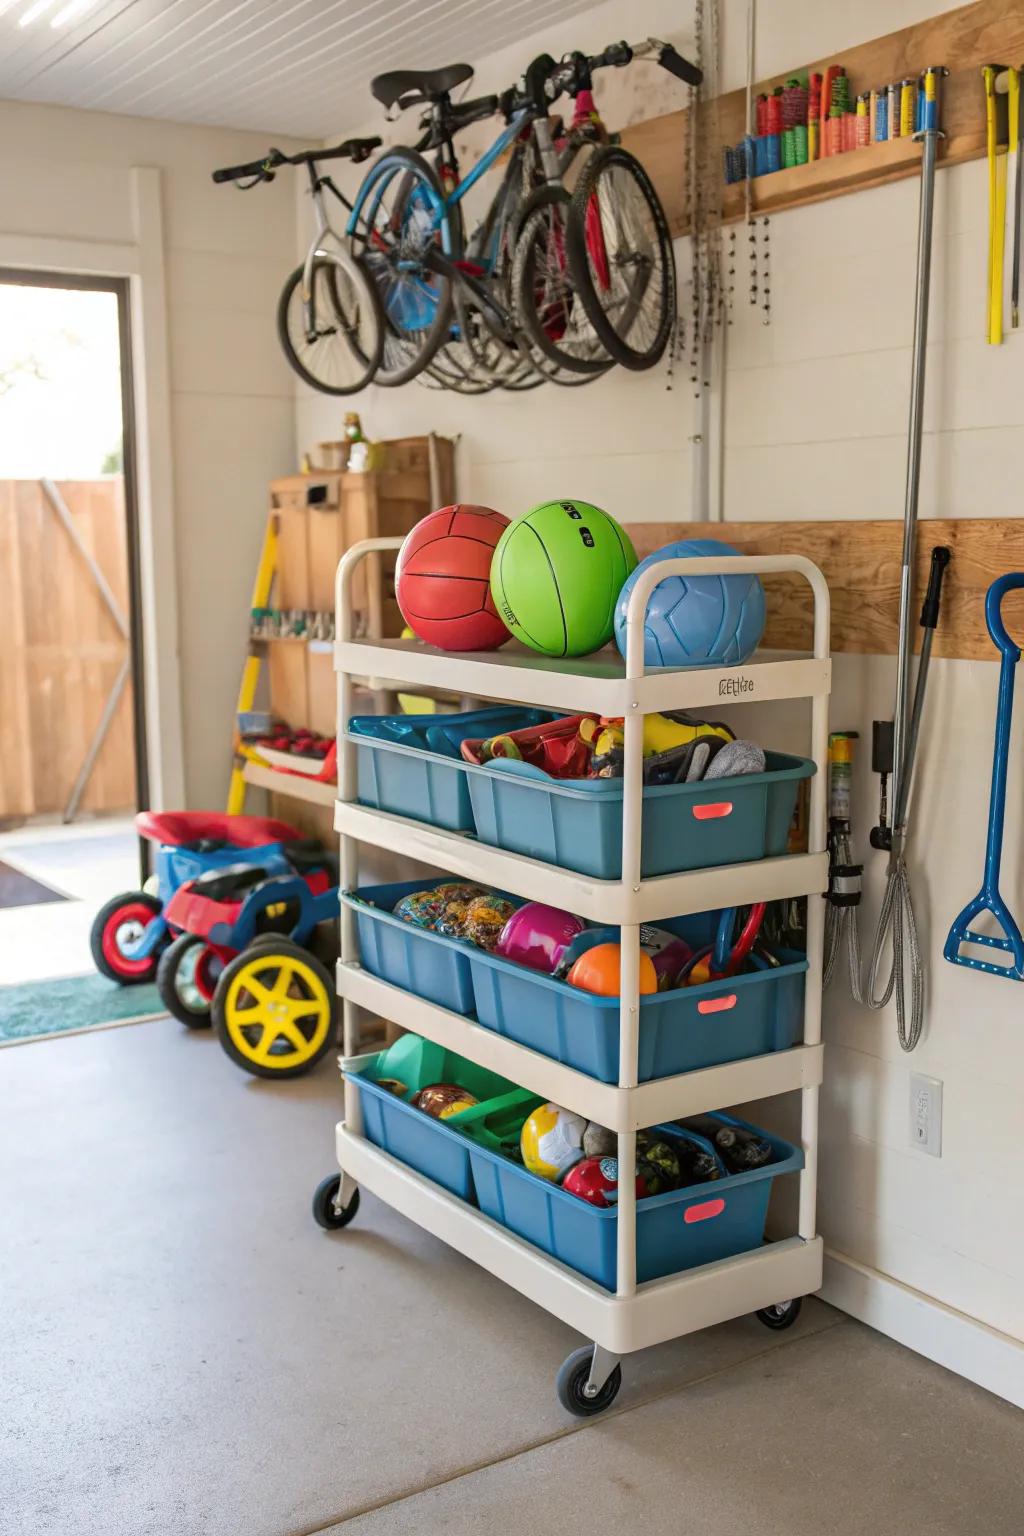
[156, 932, 222, 1028]
[556, 1346, 622, 1417]
[90, 891, 164, 984]
[756, 1297, 803, 1330]
[312, 1174, 360, 1230]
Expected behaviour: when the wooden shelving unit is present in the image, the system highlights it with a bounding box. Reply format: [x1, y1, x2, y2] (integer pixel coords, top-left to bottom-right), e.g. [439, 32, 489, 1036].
[622, 0, 1009, 233]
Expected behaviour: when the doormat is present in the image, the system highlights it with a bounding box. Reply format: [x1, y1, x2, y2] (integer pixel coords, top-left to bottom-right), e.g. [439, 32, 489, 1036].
[0, 860, 67, 910]
[0, 974, 164, 1044]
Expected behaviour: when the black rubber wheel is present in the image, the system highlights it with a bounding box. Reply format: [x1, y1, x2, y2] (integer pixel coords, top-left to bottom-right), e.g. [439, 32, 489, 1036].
[276, 253, 383, 395]
[213, 937, 337, 1080]
[312, 1174, 361, 1230]
[511, 186, 611, 375]
[566, 144, 675, 370]
[90, 891, 164, 984]
[156, 932, 220, 1028]
[555, 1346, 622, 1417]
[756, 1297, 803, 1330]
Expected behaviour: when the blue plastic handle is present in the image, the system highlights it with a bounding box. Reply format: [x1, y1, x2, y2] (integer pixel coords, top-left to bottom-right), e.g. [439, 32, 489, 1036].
[985, 573, 1024, 660]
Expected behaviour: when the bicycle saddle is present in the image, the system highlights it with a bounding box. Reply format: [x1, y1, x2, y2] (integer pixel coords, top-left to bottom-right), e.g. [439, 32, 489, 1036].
[371, 63, 473, 110]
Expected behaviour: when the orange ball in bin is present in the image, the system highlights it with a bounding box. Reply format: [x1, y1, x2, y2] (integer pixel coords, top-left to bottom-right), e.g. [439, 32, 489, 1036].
[566, 943, 658, 997]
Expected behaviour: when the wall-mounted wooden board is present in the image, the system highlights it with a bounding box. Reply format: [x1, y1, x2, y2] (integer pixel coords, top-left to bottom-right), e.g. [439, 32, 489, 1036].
[620, 0, 1017, 235]
[626, 520, 1024, 662]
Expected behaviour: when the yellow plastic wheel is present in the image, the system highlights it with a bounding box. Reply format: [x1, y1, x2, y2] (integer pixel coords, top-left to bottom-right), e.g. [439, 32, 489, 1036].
[213, 938, 336, 1078]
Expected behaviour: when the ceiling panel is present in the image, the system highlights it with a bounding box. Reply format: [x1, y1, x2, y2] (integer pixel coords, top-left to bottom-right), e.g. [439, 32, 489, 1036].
[0, 0, 608, 137]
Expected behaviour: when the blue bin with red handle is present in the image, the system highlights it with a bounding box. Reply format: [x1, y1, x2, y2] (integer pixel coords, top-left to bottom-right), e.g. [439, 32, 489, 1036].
[462, 1113, 803, 1290]
[461, 750, 814, 878]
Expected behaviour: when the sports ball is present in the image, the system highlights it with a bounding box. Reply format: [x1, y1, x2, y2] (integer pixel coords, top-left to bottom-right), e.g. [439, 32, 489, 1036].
[497, 902, 585, 973]
[461, 895, 518, 951]
[490, 500, 637, 657]
[614, 538, 766, 668]
[520, 1102, 587, 1182]
[562, 1156, 649, 1207]
[396, 505, 510, 651]
[566, 943, 658, 997]
[635, 1134, 682, 1194]
[583, 1121, 616, 1159]
[413, 1083, 476, 1119]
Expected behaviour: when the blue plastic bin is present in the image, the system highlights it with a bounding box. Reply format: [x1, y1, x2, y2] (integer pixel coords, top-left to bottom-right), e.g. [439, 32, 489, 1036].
[465, 1114, 803, 1289]
[344, 881, 476, 1015]
[347, 706, 551, 832]
[345, 1045, 525, 1200]
[467, 912, 806, 1083]
[463, 750, 814, 878]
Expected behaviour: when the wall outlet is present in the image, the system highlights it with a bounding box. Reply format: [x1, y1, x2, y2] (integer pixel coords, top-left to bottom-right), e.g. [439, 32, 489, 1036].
[909, 1073, 942, 1157]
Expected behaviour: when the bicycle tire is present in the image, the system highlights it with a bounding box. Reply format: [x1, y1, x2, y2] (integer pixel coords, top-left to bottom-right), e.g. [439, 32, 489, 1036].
[276, 252, 383, 395]
[566, 145, 675, 371]
[351, 147, 455, 387]
[511, 186, 611, 375]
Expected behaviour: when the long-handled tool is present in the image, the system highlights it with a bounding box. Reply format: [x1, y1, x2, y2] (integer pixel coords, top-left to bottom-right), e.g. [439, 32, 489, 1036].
[984, 64, 1010, 344]
[867, 546, 951, 1049]
[944, 574, 1024, 982]
[1008, 68, 1022, 327]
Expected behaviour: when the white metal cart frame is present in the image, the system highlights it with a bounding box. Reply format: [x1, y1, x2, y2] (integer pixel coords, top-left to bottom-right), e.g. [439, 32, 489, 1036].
[325, 538, 831, 1410]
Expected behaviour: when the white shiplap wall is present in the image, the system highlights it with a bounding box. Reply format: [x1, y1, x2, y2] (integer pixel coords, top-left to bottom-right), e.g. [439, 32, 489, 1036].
[295, 0, 1024, 1367]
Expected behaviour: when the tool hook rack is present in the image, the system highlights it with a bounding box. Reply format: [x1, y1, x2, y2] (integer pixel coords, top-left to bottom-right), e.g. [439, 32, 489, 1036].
[317, 536, 831, 1414]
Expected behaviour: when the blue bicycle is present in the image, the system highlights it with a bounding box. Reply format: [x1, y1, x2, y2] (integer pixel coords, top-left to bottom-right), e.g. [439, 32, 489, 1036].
[348, 39, 699, 388]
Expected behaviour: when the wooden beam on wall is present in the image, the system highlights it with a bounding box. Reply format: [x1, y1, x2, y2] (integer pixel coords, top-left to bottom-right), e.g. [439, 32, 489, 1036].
[625, 519, 1024, 663]
[620, 0, 1023, 235]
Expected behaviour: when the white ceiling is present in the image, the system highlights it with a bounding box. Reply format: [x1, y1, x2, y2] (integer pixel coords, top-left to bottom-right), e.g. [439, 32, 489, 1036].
[0, 0, 608, 138]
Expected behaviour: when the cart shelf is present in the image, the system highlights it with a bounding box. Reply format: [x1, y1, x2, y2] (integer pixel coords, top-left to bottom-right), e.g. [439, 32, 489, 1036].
[243, 759, 336, 807]
[334, 799, 827, 924]
[335, 1124, 824, 1354]
[338, 960, 825, 1129]
[334, 636, 830, 716]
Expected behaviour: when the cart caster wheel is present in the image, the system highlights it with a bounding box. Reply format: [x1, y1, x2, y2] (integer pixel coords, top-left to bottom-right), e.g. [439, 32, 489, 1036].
[756, 1296, 802, 1330]
[556, 1346, 622, 1417]
[312, 1174, 360, 1231]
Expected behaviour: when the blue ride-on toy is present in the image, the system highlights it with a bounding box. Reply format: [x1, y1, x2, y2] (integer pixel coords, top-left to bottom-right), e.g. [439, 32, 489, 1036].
[89, 810, 309, 988]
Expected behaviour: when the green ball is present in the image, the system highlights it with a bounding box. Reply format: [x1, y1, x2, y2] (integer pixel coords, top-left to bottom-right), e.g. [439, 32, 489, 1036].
[490, 500, 637, 657]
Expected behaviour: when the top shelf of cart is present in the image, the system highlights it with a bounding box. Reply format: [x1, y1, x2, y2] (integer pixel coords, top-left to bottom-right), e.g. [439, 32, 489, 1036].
[334, 543, 830, 715]
[333, 637, 830, 715]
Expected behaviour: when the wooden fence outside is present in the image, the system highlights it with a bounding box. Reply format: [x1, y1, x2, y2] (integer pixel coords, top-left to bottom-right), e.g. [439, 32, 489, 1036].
[0, 478, 136, 824]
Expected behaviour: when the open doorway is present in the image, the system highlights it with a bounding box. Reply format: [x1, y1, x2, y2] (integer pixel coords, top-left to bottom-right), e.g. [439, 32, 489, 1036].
[0, 270, 152, 1026]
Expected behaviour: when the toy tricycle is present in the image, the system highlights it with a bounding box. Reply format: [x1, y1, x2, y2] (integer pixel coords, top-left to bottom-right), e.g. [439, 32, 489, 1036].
[90, 810, 306, 985]
[156, 845, 340, 1079]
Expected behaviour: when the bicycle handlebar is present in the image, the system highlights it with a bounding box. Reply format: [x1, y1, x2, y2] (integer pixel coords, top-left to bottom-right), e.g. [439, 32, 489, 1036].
[211, 136, 382, 186]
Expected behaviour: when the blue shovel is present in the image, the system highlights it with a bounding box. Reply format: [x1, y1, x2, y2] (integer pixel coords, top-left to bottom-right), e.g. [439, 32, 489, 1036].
[944, 573, 1024, 981]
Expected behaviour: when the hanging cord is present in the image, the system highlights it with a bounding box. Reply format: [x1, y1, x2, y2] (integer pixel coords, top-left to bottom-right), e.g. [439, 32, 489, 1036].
[865, 546, 951, 1051]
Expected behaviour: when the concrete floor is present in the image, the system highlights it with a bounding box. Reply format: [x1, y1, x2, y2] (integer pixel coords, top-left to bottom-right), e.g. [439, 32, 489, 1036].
[3, 1021, 1022, 1536]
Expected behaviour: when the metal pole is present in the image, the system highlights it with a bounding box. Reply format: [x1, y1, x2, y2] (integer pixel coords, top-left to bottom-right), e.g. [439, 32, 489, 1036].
[890, 70, 945, 829]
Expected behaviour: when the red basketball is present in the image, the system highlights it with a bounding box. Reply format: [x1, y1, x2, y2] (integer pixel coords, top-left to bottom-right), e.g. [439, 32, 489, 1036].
[396, 505, 510, 651]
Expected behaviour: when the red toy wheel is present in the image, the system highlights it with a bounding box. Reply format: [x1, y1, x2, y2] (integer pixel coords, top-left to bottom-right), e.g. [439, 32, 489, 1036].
[156, 932, 225, 1027]
[90, 891, 163, 984]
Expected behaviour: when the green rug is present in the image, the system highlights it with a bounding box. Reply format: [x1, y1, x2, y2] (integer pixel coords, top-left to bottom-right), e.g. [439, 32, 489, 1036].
[0, 974, 165, 1043]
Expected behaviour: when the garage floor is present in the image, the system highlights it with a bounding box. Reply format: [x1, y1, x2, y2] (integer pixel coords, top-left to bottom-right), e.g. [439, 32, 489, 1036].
[3, 1022, 1021, 1536]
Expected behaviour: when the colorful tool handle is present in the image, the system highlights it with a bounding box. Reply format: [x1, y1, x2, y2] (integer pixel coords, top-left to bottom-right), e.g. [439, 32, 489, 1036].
[985, 571, 1024, 659]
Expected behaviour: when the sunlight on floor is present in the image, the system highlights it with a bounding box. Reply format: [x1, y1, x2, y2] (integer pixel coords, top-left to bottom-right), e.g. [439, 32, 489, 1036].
[0, 817, 139, 984]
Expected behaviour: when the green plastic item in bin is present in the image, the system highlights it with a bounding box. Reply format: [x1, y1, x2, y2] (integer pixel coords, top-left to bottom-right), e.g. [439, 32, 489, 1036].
[370, 1034, 527, 1118]
[452, 1090, 544, 1156]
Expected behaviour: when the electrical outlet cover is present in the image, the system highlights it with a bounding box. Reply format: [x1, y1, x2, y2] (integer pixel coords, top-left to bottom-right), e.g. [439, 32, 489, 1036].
[909, 1072, 942, 1157]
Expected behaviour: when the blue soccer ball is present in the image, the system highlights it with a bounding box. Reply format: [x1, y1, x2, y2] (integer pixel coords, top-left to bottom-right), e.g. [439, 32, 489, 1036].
[614, 538, 766, 667]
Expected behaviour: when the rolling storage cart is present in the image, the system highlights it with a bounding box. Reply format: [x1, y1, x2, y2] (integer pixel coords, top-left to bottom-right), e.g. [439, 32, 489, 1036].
[317, 537, 830, 1416]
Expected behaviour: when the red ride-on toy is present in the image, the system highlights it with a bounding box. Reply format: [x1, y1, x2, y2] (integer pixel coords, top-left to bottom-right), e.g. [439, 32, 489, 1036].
[90, 811, 307, 988]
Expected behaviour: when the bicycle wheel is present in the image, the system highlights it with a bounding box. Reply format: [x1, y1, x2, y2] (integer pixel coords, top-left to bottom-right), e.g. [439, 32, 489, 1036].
[511, 186, 611, 375]
[566, 145, 675, 370]
[351, 148, 454, 387]
[276, 252, 382, 395]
